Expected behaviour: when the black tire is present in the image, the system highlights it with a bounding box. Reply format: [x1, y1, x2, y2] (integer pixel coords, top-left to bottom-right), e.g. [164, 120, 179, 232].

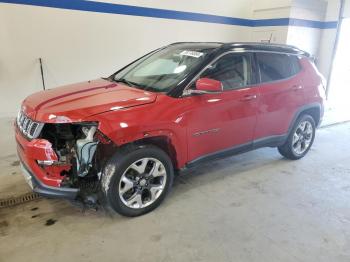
[101, 144, 174, 217]
[278, 114, 316, 160]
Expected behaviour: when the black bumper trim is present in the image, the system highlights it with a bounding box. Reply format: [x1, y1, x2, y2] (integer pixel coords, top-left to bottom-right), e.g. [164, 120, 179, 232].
[20, 161, 79, 200]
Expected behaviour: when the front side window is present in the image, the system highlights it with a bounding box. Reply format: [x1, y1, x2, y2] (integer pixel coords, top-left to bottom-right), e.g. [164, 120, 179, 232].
[199, 53, 252, 90]
[113, 47, 213, 92]
[257, 53, 298, 83]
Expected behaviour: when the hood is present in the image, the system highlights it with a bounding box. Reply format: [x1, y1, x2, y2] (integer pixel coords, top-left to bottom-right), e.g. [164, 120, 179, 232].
[22, 79, 157, 123]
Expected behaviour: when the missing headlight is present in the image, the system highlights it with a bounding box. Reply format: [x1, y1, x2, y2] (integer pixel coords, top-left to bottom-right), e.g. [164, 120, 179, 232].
[76, 125, 98, 177]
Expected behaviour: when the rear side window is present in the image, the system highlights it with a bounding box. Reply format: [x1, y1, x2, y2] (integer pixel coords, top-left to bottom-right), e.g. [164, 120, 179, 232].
[290, 56, 302, 75]
[257, 53, 300, 83]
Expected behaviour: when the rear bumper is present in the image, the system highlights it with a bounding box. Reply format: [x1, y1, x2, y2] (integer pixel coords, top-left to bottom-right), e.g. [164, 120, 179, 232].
[20, 160, 79, 200]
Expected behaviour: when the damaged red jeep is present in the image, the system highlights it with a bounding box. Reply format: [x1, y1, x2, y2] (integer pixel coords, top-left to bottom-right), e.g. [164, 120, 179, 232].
[15, 42, 325, 216]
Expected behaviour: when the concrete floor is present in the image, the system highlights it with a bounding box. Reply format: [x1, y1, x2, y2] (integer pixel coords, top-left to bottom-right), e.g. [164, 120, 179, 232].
[0, 119, 350, 262]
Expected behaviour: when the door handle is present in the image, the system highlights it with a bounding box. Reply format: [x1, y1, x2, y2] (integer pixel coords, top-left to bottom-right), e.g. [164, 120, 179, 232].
[292, 85, 302, 91]
[240, 94, 257, 101]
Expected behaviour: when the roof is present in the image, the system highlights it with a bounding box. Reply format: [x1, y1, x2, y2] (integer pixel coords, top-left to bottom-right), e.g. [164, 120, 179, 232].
[223, 42, 309, 56]
[169, 42, 309, 57]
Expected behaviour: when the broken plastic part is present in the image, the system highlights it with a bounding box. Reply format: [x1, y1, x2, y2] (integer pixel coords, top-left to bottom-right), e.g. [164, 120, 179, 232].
[76, 126, 98, 177]
[37, 160, 56, 166]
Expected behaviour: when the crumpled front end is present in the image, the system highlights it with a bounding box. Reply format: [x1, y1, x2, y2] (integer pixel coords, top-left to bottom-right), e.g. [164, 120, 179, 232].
[15, 111, 115, 202]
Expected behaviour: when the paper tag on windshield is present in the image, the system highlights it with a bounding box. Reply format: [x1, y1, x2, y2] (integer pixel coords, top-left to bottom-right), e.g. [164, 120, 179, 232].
[180, 50, 204, 58]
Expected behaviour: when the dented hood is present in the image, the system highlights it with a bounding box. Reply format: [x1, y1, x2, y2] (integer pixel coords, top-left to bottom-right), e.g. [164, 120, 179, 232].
[22, 79, 157, 123]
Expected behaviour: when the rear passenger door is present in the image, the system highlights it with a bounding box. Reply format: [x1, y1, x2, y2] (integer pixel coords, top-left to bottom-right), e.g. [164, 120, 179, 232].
[254, 52, 305, 141]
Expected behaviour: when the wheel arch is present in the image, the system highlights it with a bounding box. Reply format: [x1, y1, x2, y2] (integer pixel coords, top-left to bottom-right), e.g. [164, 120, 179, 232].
[114, 134, 183, 170]
[133, 135, 179, 170]
[301, 107, 321, 127]
[289, 103, 323, 134]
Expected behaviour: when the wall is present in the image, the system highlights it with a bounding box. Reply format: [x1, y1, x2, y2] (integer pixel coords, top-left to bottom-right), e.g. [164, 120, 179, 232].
[287, 0, 327, 57]
[0, 0, 254, 117]
[0, 0, 339, 117]
[93, 0, 254, 18]
[250, 0, 339, 80]
[317, 0, 341, 80]
[250, 0, 291, 43]
[344, 0, 350, 17]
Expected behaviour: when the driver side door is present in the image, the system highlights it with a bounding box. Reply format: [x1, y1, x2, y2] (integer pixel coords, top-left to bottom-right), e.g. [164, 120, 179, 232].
[185, 52, 259, 164]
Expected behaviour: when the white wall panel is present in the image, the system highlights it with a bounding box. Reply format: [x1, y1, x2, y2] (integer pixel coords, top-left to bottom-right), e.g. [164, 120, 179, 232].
[252, 0, 292, 10]
[0, 3, 251, 117]
[291, 0, 327, 20]
[343, 0, 350, 18]
[251, 27, 289, 43]
[287, 27, 323, 56]
[0, 0, 342, 116]
[317, 0, 341, 78]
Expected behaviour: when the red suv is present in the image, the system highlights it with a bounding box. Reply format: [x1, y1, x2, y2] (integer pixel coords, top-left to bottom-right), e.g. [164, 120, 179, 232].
[15, 42, 325, 216]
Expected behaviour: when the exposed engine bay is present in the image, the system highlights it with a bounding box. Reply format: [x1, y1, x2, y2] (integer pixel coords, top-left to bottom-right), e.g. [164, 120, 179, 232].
[39, 122, 115, 205]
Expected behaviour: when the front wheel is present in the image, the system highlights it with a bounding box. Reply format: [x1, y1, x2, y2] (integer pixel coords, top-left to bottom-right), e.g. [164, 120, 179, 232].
[278, 114, 316, 160]
[101, 145, 174, 217]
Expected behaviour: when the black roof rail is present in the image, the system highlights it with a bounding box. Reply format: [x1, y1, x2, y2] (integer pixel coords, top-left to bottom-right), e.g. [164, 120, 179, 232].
[221, 42, 310, 57]
[168, 41, 224, 45]
[166, 41, 309, 57]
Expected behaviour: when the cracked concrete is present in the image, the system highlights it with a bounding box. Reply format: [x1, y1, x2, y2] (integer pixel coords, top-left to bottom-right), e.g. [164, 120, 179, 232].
[0, 119, 350, 262]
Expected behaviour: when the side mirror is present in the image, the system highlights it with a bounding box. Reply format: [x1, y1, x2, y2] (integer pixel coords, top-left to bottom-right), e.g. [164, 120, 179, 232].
[182, 78, 223, 96]
[196, 78, 222, 93]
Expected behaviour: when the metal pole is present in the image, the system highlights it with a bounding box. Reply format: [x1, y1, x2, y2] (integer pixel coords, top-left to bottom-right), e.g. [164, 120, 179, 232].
[39, 58, 46, 90]
[325, 0, 345, 99]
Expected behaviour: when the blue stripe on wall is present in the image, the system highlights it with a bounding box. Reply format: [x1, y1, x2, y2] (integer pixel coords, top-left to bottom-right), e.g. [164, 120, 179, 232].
[0, 0, 338, 29]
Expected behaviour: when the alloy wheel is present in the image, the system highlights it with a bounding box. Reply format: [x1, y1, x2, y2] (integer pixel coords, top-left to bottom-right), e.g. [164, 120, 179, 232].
[292, 120, 314, 155]
[118, 158, 167, 209]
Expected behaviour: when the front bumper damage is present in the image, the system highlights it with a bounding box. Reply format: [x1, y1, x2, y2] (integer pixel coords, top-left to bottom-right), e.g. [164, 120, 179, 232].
[15, 123, 80, 200]
[20, 160, 79, 199]
[15, 115, 114, 204]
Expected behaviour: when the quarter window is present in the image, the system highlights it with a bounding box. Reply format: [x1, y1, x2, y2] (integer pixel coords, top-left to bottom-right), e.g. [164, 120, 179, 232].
[200, 53, 252, 90]
[257, 53, 299, 83]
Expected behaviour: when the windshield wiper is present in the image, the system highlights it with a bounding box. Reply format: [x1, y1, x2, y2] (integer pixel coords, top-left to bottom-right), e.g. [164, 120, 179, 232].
[113, 78, 151, 91]
[113, 78, 135, 87]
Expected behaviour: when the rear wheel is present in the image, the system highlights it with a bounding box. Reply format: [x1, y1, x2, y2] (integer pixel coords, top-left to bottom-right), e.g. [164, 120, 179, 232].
[101, 145, 174, 217]
[278, 114, 316, 160]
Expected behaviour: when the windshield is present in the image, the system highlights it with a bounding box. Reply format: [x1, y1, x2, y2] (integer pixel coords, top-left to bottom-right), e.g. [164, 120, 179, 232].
[113, 46, 213, 92]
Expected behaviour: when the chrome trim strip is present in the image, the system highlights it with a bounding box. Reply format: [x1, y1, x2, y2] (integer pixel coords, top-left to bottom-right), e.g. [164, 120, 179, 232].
[193, 128, 220, 137]
[16, 111, 44, 139]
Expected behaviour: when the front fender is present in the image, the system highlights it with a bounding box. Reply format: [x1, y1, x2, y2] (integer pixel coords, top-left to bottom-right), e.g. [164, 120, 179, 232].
[85, 107, 188, 168]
